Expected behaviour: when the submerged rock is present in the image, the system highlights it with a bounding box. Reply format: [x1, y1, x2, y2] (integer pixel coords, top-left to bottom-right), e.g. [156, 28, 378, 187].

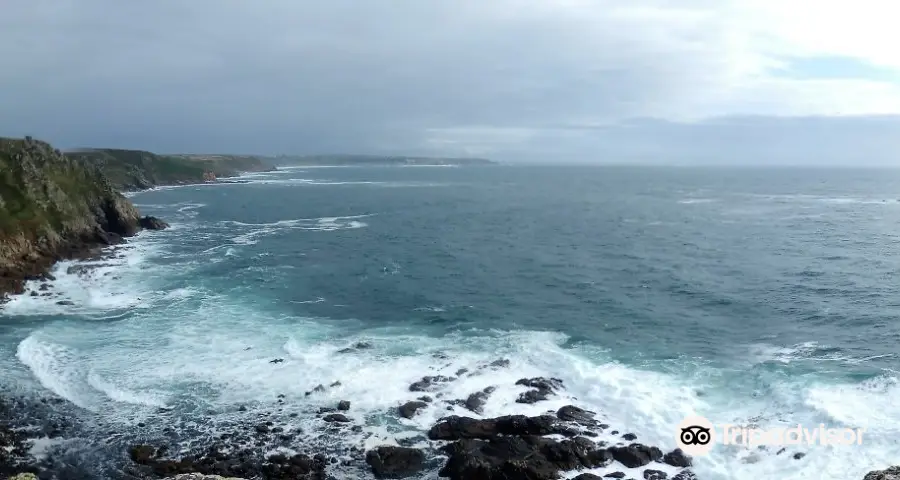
[515, 377, 564, 404]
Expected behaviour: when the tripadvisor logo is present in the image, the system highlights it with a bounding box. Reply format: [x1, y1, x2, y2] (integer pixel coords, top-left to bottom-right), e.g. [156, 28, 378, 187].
[675, 415, 864, 456]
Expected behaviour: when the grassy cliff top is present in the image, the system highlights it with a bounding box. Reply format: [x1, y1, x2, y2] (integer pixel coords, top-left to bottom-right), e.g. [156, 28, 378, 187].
[65, 149, 274, 190]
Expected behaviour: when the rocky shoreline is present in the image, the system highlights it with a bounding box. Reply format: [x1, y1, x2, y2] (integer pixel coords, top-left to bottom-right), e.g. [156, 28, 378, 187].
[3, 356, 896, 480]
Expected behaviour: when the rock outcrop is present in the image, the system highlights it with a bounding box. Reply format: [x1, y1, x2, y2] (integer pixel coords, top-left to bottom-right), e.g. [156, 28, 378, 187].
[0, 137, 166, 299]
[865, 466, 900, 480]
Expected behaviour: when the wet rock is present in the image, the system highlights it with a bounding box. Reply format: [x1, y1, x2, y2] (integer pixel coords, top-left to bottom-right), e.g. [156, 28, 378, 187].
[608, 444, 663, 468]
[864, 466, 900, 480]
[55, 300, 75, 306]
[671, 470, 698, 480]
[129, 444, 157, 463]
[793, 452, 806, 460]
[330, 381, 342, 387]
[663, 448, 692, 467]
[29, 291, 38, 296]
[139, 216, 170, 230]
[464, 387, 495, 414]
[573, 474, 605, 480]
[489, 358, 510, 368]
[644, 469, 668, 480]
[622, 433, 638, 441]
[428, 414, 572, 440]
[409, 375, 452, 392]
[455, 368, 469, 376]
[515, 377, 564, 404]
[438, 435, 612, 480]
[323, 413, 350, 423]
[337, 400, 351, 411]
[269, 358, 284, 364]
[337, 341, 373, 354]
[398, 401, 428, 419]
[365, 446, 426, 479]
[39, 284, 50, 291]
[305, 384, 326, 396]
[417, 396, 433, 403]
[557, 405, 598, 425]
[603, 473, 626, 479]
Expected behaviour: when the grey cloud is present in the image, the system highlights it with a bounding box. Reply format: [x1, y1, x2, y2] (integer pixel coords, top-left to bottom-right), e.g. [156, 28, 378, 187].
[2, 0, 899, 163]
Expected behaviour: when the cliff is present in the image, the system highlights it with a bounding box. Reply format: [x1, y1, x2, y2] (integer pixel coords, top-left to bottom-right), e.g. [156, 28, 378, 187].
[64, 149, 275, 191]
[0, 137, 164, 299]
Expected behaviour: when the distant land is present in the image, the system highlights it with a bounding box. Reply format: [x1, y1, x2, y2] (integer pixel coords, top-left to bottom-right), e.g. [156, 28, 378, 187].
[64, 148, 275, 191]
[264, 154, 494, 166]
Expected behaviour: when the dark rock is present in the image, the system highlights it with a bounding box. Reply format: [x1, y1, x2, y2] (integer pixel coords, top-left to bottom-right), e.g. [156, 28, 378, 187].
[644, 469, 668, 480]
[418, 396, 433, 403]
[608, 444, 663, 468]
[409, 375, 453, 392]
[574, 474, 605, 480]
[663, 448, 692, 467]
[438, 435, 612, 480]
[604, 473, 627, 479]
[338, 400, 351, 411]
[776, 447, 786, 455]
[428, 414, 572, 440]
[455, 368, 469, 376]
[254, 424, 269, 434]
[56, 300, 75, 306]
[269, 358, 284, 364]
[864, 466, 900, 480]
[515, 377, 564, 404]
[323, 413, 351, 423]
[330, 380, 342, 387]
[489, 358, 511, 368]
[305, 384, 326, 396]
[139, 216, 170, 230]
[398, 401, 428, 419]
[29, 291, 38, 296]
[464, 389, 493, 415]
[671, 470, 698, 480]
[793, 452, 806, 460]
[622, 433, 638, 441]
[557, 405, 598, 425]
[365, 446, 426, 479]
[129, 445, 156, 463]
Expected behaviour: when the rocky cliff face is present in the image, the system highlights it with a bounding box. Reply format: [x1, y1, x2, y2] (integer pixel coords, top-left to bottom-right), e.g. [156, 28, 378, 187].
[0, 137, 162, 299]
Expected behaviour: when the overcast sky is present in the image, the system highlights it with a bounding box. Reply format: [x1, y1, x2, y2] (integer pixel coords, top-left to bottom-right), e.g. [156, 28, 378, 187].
[3, 0, 900, 164]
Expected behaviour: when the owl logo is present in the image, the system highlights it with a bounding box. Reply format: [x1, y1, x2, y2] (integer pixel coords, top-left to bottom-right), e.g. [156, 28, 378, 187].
[680, 425, 712, 445]
[676, 415, 715, 455]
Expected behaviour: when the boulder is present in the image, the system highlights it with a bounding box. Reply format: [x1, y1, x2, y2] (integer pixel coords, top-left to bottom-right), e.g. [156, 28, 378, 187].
[438, 435, 612, 480]
[139, 216, 170, 230]
[662, 448, 692, 467]
[515, 377, 564, 404]
[365, 446, 426, 479]
[865, 466, 900, 480]
[608, 444, 663, 468]
[428, 414, 573, 441]
[398, 401, 428, 419]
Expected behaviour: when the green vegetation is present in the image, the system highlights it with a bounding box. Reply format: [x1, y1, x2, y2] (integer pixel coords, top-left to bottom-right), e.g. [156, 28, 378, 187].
[65, 149, 275, 190]
[0, 137, 113, 235]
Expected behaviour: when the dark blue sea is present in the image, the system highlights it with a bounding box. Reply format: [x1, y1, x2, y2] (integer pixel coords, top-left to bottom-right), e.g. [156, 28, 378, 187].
[3, 165, 900, 479]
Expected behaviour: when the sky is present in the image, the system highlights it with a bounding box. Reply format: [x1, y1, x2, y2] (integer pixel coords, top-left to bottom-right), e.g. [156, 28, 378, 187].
[2, 0, 900, 165]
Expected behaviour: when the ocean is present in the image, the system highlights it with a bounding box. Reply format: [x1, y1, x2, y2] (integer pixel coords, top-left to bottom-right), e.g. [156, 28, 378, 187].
[2, 164, 900, 479]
